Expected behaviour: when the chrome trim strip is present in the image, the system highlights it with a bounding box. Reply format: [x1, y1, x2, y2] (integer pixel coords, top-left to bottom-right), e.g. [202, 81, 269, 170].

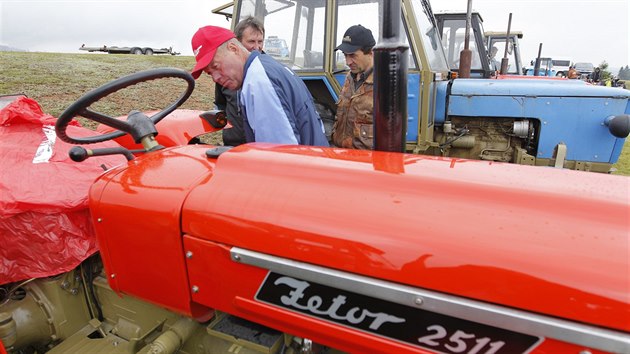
[231, 247, 630, 353]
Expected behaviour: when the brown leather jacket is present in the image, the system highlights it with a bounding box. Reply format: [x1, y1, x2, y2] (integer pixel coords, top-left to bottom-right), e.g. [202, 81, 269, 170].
[331, 70, 374, 149]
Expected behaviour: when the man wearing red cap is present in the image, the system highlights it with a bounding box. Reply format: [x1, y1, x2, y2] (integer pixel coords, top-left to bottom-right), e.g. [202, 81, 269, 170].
[331, 24, 376, 150]
[191, 25, 329, 146]
[214, 17, 265, 147]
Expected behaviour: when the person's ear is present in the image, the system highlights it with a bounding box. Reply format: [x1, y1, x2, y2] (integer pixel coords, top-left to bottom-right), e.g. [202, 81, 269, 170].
[226, 41, 239, 54]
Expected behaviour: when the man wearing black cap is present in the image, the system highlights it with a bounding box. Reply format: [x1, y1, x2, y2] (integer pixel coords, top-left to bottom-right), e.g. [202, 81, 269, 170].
[331, 24, 376, 150]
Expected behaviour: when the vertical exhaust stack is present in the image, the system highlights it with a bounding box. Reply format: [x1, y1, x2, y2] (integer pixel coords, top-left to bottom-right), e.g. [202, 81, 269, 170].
[499, 13, 512, 75]
[457, 0, 474, 78]
[533, 43, 543, 76]
[373, 0, 409, 152]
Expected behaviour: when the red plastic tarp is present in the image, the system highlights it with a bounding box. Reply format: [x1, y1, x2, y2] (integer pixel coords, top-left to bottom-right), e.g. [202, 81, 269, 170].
[0, 96, 126, 285]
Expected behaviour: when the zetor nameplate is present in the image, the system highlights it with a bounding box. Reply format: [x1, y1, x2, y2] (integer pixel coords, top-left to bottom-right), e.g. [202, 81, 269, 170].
[255, 272, 541, 354]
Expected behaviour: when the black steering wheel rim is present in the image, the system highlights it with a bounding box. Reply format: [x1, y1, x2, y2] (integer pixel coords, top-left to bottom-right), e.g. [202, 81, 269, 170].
[55, 67, 195, 144]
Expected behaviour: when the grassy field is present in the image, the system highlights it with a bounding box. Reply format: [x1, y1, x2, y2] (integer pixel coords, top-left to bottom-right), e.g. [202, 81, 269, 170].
[1, 51, 629, 175]
[0, 51, 223, 144]
[0, 52, 213, 116]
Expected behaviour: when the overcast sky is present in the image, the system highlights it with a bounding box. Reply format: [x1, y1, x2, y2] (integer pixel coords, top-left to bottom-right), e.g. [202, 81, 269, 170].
[0, 0, 628, 72]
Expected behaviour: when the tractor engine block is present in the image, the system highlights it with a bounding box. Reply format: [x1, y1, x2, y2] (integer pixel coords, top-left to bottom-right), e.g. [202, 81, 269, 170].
[434, 117, 537, 162]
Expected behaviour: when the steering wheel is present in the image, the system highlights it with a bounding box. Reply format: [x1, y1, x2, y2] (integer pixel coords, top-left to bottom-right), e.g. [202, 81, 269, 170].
[55, 68, 195, 145]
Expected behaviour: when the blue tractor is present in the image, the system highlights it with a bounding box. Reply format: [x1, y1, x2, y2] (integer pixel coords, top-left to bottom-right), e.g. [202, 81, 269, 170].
[523, 57, 557, 77]
[218, 0, 630, 173]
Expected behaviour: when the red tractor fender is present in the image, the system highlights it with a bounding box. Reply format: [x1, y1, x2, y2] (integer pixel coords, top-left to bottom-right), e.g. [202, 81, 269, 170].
[88, 144, 629, 353]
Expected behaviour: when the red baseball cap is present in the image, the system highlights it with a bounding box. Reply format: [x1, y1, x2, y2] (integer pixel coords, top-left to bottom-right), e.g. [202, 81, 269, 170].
[191, 26, 235, 79]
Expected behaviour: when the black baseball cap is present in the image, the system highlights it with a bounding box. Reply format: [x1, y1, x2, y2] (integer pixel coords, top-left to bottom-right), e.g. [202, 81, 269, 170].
[336, 25, 376, 53]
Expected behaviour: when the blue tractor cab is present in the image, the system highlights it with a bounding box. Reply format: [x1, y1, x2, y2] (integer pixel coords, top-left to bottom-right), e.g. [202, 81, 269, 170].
[433, 11, 525, 78]
[485, 30, 524, 76]
[434, 11, 494, 78]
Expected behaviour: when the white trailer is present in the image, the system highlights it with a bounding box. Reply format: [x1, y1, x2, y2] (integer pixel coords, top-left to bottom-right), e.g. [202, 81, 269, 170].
[79, 44, 179, 55]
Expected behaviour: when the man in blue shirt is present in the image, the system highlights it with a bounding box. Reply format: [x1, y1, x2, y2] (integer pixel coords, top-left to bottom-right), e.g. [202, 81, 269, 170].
[191, 26, 329, 146]
[214, 16, 265, 147]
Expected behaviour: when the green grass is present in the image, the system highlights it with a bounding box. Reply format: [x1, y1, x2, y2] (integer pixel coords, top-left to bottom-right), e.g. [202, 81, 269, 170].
[1, 51, 629, 175]
[614, 140, 630, 175]
[0, 51, 222, 143]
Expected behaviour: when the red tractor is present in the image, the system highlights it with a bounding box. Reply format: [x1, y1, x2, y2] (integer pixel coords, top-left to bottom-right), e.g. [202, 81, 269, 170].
[0, 58, 628, 354]
[1, 0, 629, 351]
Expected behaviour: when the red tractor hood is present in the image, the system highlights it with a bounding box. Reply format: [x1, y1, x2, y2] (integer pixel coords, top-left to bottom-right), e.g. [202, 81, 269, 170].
[90, 143, 628, 352]
[181, 144, 629, 329]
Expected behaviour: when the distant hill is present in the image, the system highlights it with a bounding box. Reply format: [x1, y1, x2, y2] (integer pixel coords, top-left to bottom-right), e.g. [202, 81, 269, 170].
[0, 45, 27, 52]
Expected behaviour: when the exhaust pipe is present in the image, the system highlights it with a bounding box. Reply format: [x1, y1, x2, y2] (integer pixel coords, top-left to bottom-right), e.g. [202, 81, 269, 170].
[499, 13, 512, 75]
[533, 43, 543, 76]
[373, 0, 409, 152]
[457, 0, 474, 78]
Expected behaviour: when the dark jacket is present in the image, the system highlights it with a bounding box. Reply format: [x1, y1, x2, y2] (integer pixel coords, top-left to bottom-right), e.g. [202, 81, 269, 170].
[214, 84, 246, 146]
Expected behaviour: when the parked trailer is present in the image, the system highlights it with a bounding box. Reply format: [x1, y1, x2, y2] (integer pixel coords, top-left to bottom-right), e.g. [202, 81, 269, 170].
[79, 44, 180, 55]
